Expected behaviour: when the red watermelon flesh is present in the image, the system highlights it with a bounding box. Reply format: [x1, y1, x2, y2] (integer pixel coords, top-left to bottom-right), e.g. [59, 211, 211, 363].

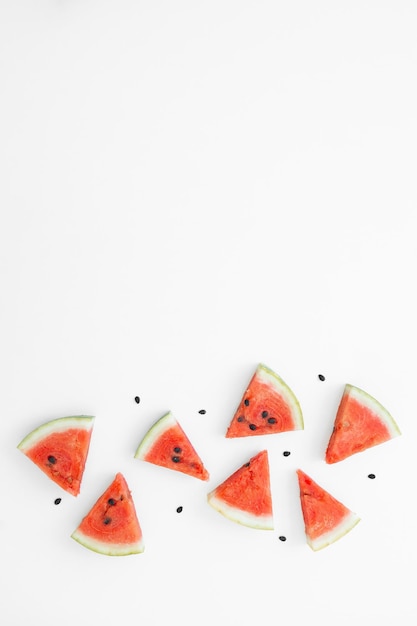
[17, 416, 94, 496]
[71, 472, 144, 556]
[226, 364, 303, 438]
[134, 411, 209, 481]
[325, 384, 401, 464]
[207, 450, 273, 529]
[297, 469, 360, 551]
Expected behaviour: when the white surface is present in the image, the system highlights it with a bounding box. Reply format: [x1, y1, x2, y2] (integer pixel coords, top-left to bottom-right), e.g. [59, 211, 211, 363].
[1, 2, 416, 625]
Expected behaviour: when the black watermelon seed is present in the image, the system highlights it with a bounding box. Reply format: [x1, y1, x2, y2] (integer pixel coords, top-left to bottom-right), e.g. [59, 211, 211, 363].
[244, 398, 250, 406]
[318, 374, 325, 381]
[244, 462, 250, 467]
[279, 536, 287, 542]
[283, 451, 291, 457]
[237, 416, 245, 422]
[54, 498, 61, 505]
[198, 409, 206, 414]
[172, 456, 181, 463]
[103, 517, 112, 525]
[261, 411, 268, 418]
[176, 506, 183, 513]
[134, 396, 140, 404]
[368, 473, 376, 479]
[48, 455, 57, 465]
[108, 498, 116, 506]
[173, 446, 182, 454]
[249, 423, 257, 431]
[267, 417, 277, 424]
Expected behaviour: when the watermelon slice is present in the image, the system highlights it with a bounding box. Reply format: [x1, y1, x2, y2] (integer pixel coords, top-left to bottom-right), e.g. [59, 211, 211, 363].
[226, 363, 303, 438]
[71, 472, 144, 556]
[17, 415, 94, 496]
[325, 384, 401, 464]
[297, 469, 360, 551]
[134, 411, 209, 481]
[207, 450, 273, 530]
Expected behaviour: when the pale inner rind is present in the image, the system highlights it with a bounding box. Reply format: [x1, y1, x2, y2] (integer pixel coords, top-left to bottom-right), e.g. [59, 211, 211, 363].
[308, 510, 360, 551]
[71, 528, 145, 556]
[17, 416, 94, 452]
[345, 384, 401, 438]
[134, 411, 176, 459]
[257, 364, 304, 429]
[207, 492, 274, 530]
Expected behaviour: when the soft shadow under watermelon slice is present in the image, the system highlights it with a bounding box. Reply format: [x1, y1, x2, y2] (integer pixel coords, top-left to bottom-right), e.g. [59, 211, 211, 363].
[207, 450, 273, 530]
[325, 384, 401, 464]
[226, 364, 303, 438]
[71, 472, 144, 556]
[17, 415, 94, 496]
[297, 469, 360, 551]
[134, 411, 209, 481]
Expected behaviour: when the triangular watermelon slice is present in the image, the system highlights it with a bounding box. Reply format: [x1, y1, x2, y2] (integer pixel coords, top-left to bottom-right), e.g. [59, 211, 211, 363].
[17, 415, 94, 496]
[207, 450, 273, 530]
[297, 469, 360, 551]
[226, 364, 303, 438]
[71, 473, 144, 556]
[134, 411, 209, 480]
[325, 384, 401, 464]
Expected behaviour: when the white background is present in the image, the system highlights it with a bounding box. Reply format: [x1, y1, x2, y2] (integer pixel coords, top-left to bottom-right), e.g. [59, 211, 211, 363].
[1, 2, 416, 625]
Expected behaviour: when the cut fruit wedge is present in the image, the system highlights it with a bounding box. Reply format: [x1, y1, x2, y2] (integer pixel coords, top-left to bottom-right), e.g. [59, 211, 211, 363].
[17, 415, 94, 496]
[297, 469, 360, 551]
[71, 473, 144, 556]
[134, 411, 209, 480]
[207, 450, 273, 530]
[325, 384, 401, 464]
[226, 363, 303, 438]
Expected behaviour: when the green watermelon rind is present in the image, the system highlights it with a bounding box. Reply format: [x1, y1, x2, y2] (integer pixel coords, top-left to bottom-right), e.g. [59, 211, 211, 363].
[17, 415, 95, 453]
[133, 411, 176, 460]
[344, 384, 401, 438]
[256, 363, 304, 430]
[207, 492, 274, 531]
[71, 528, 145, 557]
[306, 510, 361, 552]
